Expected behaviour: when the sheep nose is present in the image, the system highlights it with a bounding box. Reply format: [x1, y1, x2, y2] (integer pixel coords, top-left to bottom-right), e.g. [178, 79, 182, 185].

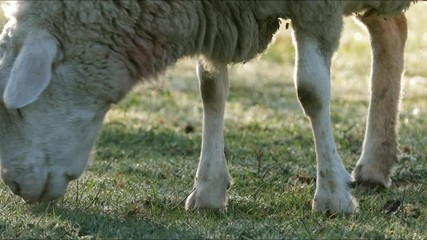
[1, 168, 71, 203]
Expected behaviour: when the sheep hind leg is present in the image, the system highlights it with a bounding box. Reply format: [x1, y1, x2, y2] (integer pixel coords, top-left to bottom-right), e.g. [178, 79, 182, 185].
[352, 13, 407, 187]
[185, 60, 231, 210]
[293, 18, 358, 213]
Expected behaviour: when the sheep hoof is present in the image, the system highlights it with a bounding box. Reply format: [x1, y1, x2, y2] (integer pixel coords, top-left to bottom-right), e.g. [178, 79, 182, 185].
[185, 179, 230, 211]
[312, 183, 359, 214]
[352, 164, 391, 188]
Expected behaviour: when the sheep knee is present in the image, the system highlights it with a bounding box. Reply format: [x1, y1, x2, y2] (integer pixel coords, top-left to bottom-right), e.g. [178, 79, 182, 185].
[296, 85, 324, 118]
[293, 33, 332, 119]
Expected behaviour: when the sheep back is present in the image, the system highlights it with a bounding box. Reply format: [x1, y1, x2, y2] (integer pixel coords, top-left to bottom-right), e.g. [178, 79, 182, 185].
[4, 0, 415, 83]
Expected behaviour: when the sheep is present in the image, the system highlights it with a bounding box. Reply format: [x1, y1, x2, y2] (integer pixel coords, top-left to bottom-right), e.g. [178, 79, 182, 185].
[0, 0, 415, 213]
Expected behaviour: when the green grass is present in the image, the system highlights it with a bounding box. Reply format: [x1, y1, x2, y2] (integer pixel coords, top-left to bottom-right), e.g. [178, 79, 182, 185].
[1, 4, 427, 239]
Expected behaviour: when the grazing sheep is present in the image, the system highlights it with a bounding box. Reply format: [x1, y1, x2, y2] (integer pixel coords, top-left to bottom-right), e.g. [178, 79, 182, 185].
[0, 1, 415, 213]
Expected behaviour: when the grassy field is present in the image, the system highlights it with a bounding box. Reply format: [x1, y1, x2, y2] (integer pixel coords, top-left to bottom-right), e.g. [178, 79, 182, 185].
[1, 4, 426, 239]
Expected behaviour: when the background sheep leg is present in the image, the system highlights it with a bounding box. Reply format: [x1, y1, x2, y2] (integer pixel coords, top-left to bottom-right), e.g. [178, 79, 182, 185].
[352, 13, 407, 187]
[292, 18, 358, 213]
[185, 60, 232, 210]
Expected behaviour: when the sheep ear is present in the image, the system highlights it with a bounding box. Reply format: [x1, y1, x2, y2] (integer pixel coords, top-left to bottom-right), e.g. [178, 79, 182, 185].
[3, 31, 59, 109]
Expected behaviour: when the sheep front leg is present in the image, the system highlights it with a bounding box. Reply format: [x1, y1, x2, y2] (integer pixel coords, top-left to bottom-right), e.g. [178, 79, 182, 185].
[293, 20, 358, 213]
[352, 13, 407, 187]
[185, 60, 232, 210]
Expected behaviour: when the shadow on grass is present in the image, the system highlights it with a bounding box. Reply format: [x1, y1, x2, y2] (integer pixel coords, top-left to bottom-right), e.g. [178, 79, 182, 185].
[97, 121, 200, 159]
[28, 205, 197, 238]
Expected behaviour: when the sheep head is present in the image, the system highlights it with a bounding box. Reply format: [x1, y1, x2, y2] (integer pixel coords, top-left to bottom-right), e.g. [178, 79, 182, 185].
[0, 4, 133, 203]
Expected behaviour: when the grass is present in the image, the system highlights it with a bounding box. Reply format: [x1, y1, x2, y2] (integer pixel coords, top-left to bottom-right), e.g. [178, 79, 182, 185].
[1, 4, 426, 239]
